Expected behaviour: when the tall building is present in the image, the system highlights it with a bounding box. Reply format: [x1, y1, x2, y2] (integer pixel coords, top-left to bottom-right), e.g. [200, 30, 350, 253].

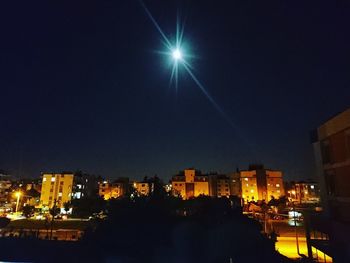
[240, 165, 284, 203]
[40, 173, 74, 209]
[307, 108, 350, 262]
[171, 169, 210, 199]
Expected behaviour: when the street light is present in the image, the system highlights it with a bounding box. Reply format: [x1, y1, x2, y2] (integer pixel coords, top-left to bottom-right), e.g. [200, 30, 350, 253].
[14, 191, 21, 213]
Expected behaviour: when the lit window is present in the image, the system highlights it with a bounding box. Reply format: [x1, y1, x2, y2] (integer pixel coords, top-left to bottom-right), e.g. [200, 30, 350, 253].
[244, 178, 249, 181]
[276, 184, 280, 187]
[250, 189, 254, 193]
[43, 177, 47, 182]
[246, 184, 249, 187]
[51, 177, 55, 182]
[310, 185, 315, 189]
[58, 192, 62, 197]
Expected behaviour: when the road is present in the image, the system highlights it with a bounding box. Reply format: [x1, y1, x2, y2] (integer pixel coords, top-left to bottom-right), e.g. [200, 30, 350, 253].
[269, 219, 308, 259]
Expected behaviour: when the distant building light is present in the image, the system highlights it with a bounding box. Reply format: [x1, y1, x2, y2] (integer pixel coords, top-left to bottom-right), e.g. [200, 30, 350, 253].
[58, 192, 62, 197]
[276, 184, 280, 187]
[43, 178, 47, 182]
[244, 178, 249, 181]
[250, 189, 254, 193]
[103, 181, 108, 184]
[310, 185, 315, 189]
[51, 177, 55, 182]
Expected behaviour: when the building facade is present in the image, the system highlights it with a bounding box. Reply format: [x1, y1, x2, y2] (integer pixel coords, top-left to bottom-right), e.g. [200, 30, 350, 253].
[40, 173, 74, 209]
[286, 181, 320, 204]
[99, 179, 129, 200]
[307, 108, 350, 262]
[240, 165, 284, 203]
[171, 169, 210, 199]
[133, 181, 154, 196]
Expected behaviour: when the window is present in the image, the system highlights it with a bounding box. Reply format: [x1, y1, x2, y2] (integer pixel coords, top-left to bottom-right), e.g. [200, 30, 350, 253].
[50, 188, 53, 193]
[325, 170, 335, 196]
[310, 185, 315, 189]
[321, 140, 331, 164]
[51, 177, 56, 182]
[244, 178, 249, 181]
[250, 189, 254, 193]
[43, 177, 47, 182]
[60, 181, 64, 185]
[58, 192, 62, 197]
[276, 184, 280, 187]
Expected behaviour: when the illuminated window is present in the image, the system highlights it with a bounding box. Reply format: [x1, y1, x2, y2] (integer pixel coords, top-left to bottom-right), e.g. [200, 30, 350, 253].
[250, 189, 254, 193]
[51, 177, 56, 182]
[276, 184, 280, 187]
[244, 178, 249, 181]
[43, 177, 47, 182]
[310, 185, 314, 189]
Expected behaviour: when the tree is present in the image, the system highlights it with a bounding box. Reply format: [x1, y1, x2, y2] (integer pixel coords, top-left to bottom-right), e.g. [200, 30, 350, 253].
[63, 201, 71, 214]
[22, 205, 35, 218]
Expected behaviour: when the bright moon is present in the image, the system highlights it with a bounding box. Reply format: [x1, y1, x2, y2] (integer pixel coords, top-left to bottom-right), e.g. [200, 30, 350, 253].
[172, 49, 182, 60]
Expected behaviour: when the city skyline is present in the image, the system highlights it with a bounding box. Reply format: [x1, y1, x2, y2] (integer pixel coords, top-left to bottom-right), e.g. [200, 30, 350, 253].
[1, 1, 349, 181]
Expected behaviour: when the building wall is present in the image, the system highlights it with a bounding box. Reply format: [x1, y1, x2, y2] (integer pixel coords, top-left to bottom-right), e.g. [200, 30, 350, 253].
[184, 169, 195, 183]
[315, 108, 350, 223]
[266, 170, 284, 200]
[240, 168, 284, 202]
[216, 179, 230, 197]
[194, 181, 209, 197]
[308, 108, 350, 262]
[134, 182, 151, 196]
[172, 180, 186, 198]
[229, 173, 241, 196]
[40, 173, 73, 208]
[99, 181, 124, 200]
[240, 171, 259, 202]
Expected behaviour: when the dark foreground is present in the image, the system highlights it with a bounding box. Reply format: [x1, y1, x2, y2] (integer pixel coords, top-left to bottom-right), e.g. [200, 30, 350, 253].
[0, 196, 294, 263]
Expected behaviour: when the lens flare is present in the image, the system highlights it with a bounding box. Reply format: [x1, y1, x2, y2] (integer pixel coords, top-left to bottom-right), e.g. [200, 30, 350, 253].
[139, 0, 244, 134]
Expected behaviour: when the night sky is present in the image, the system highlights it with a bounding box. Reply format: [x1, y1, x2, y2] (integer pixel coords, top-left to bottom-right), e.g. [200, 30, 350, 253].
[1, 0, 349, 181]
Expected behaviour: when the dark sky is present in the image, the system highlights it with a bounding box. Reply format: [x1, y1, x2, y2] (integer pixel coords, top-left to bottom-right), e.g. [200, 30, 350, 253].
[1, 0, 349, 181]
